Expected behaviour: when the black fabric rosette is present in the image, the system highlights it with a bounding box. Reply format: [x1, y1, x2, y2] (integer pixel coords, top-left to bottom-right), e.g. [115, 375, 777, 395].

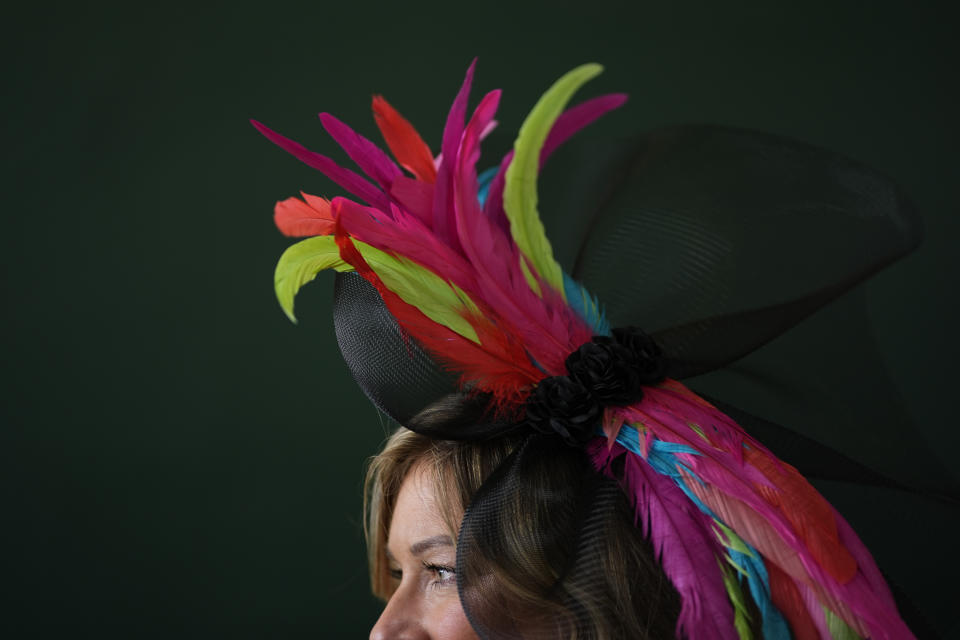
[524, 328, 666, 447]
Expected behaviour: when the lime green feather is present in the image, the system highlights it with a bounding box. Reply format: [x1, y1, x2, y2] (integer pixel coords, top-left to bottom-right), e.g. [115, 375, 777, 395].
[274, 235, 354, 323]
[503, 63, 604, 298]
[716, 521, 757, 562]
[356, 243, 481, 343]
[719, 559, 754, 640]
[274, 235, 481, 341]
[823, 606, 863, 640]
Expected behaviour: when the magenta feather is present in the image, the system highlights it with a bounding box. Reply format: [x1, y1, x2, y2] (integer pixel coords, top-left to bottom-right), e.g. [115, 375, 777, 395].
[388, 175, 435, 227]
[250, 119, 392, 212]
[593, 440, 738, 640]
[832, 507, 897, 610]
[432, 58, 477, 252]
[540, 93, 628, 159]
[318, 112, 402, 189]
[806, 512, 914, 639]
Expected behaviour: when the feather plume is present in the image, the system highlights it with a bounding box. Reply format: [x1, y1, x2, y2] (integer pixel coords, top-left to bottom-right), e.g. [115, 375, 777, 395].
[626, 382, 915, 640]
[452, 88, 593, 372]
[333, 197, 478, 297]
[333, 213, 542, 406]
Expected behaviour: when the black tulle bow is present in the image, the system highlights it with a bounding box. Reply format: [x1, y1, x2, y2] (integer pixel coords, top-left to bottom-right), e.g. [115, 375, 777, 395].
[524, 327, 666, 447]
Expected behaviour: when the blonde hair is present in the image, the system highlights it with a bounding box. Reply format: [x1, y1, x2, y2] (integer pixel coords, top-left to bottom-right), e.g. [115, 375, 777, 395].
[363, 428, 514, 598]
[363, 427, 683, 639]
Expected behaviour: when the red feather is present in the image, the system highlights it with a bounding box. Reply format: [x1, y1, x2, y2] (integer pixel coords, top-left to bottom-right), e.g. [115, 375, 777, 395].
[743, 445, 858, 584]
[371, 95, 437, 183]
[766, 560, 821, 640]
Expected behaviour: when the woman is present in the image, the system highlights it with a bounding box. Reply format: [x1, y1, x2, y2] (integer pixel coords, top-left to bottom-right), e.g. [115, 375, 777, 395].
[365, 428, 683, 638]
[255, 61, 921, 638]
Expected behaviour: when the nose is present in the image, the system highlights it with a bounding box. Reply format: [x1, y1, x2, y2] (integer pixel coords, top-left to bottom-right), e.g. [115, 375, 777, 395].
[369, 584, 428, 640]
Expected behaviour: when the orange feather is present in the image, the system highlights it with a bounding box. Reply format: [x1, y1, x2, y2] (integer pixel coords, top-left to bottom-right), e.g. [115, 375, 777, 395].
[273, 192, 334, 237]
[743, 445, 858, 584]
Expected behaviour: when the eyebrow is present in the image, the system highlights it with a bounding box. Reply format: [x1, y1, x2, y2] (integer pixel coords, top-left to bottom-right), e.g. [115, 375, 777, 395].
[410, 535, 453, 556]
[386, 535, 453, 562]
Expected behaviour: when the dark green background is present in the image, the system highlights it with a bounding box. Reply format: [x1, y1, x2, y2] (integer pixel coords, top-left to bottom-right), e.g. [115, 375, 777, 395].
[4, 1, 958, 637]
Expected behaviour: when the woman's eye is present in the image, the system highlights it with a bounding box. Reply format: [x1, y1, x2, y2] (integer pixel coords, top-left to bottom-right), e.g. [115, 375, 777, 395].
[424, 563, 456, 588]
[388, 567, 402, 581]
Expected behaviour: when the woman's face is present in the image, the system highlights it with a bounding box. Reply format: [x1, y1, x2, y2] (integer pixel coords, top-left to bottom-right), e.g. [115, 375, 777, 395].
[369, 462, 478, 640]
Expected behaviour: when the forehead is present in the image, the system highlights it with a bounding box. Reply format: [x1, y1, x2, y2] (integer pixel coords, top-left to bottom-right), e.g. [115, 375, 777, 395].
[388, 463, 451, 553]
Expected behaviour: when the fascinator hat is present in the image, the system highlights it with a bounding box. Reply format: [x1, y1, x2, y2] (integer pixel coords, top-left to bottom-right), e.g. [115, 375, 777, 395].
[253, 61, 922, 639]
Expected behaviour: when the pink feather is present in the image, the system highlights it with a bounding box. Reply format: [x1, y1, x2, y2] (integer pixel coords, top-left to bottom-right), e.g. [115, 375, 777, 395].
[592, 440, 738, 640]
[318, 112, 402, 189]
[483, 93, 629, 230]
[251, 119, 392, 212]
[388, 175, 435, 226]
[540, 93, 628, 159]
[432, 58, 476, 251]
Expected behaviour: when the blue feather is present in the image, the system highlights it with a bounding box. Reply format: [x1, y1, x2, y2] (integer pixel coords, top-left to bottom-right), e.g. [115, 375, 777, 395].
[723, 534, 792, 640]
[562, 271, 610, 334]
[476, 166, 500, 208]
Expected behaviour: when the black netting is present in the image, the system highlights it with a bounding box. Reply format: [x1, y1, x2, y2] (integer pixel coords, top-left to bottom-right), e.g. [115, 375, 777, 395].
[573, 125, 921, 371]
[455, 434, 682, 640]
[333, 271, 459, 426]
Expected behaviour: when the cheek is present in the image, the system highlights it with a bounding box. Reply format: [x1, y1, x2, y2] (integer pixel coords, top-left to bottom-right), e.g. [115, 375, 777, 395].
[426, 594, 478, 640]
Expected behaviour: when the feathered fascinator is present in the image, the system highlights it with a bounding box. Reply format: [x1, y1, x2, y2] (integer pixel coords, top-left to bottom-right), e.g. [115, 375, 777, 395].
[253, 61, 922, 639]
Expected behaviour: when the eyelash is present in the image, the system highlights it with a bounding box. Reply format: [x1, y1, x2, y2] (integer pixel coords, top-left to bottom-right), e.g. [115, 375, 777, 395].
[387, 563, 456, 589]
[424, 562, 456, 589]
